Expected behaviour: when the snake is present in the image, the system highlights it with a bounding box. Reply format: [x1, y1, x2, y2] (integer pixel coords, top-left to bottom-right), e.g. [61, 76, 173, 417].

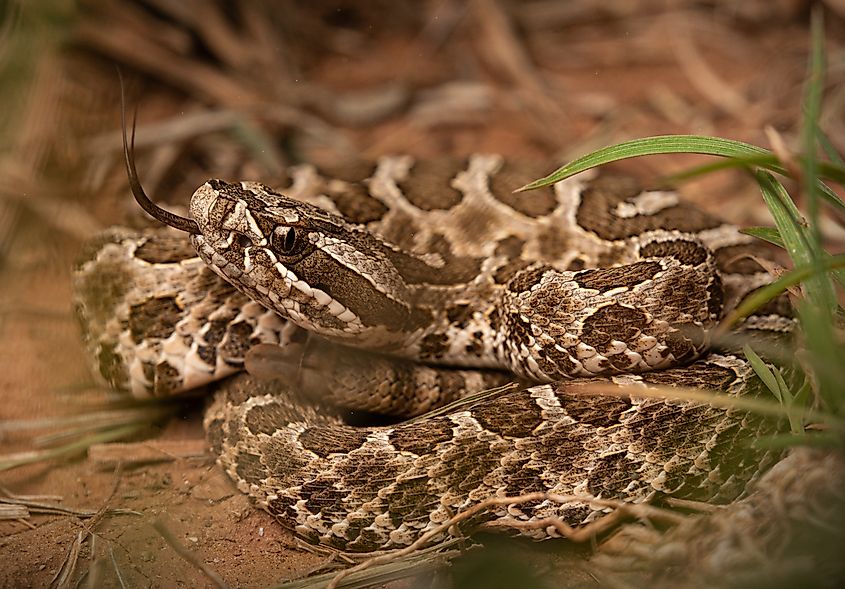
[72, 124, 796, 553]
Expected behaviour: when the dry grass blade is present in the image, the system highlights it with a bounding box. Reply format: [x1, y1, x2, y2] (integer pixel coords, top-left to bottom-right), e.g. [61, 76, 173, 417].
[0, 423, 150, 472]
[0, 503, 30, 519]
[323, 491, 686, 589]
[88, 438, 209, 468]
[0, 496, 141, 518]
[49, 530, 85, 589]
[275, 539, 467, 589]
[108, 543, 129, 589]
[152, 518, 230, 589]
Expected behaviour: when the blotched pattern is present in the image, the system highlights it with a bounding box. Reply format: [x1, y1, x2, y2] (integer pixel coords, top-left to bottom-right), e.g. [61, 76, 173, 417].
[73, 156, 793, 551]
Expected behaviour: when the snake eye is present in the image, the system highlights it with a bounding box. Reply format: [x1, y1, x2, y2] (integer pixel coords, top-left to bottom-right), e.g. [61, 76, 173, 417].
[273, 226, 298, 254]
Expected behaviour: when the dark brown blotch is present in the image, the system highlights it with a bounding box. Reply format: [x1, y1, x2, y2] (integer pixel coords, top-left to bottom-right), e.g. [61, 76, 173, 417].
[298, 425, 370, 458]
[640, 239, 710, 267]
[219, 321, 257, 361]
[205, 417, 225, 455]
[328, 183, 389, 224]
[490, 161, 558, 218]
[554, 386, 632, 427]
[235, 452, 269, 487]
[319, 161, 377, 184]
[471, 390, 543, 437]
[197, 345, 216, 367]
[203, 319, 229, 346]
[576, 261, 663, 293]
[640, 362, 738, 390]
[507, 264, 552, 294]
[446, 303, 474, 327]
[493, 259, 533, 285]
[346, 527, 387, 553]
[494, 235, 526, 258]
[300, 477, 347, 516]
[586, 451, 637, 495]
[97, 342, 127, 390]
[245, 402, 290, 436]
[419, 332, 450, 360]
[129, 296, 183, 344]
[389, 417, 454, 455]
[398, 158, 465, 211]
[714, 242, 776, 275]
[579, 303, 648, 349]
[153, 361, 182, 396]
[576, 176, 722, 241]
[385, 477, 441, 528]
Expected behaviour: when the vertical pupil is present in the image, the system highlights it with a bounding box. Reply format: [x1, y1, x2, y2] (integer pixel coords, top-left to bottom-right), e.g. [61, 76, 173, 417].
[277, 227, 296, 252]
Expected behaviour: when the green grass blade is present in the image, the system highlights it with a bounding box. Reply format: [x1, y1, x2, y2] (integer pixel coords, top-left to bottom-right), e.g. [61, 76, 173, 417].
[743, 345, 782, 403]
[755, 171, 814, 266]
[517, 136, 845, 212]
[665, 154, 845, 187]
[802, 8, 825, 247]
[817, 125, 845, 167]
[516, 136, 771, 191]
[721, 254, 845, 328]
[740, 227, 785, 248]
[755, 170, 838, 311]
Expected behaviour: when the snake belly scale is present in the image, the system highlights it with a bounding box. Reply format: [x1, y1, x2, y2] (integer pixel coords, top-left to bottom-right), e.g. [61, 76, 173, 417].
[74, 153, 792, 552]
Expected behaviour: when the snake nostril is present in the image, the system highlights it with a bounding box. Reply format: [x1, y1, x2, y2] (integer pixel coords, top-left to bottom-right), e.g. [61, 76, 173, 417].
[234, 233, 252, 249]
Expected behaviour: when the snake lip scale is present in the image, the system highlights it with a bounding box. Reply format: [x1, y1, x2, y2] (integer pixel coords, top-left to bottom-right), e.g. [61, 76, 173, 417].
[73, 127, 793, 552]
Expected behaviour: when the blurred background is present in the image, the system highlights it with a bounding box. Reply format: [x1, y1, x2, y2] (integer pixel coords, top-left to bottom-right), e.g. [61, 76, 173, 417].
[0, 1, 843, 587]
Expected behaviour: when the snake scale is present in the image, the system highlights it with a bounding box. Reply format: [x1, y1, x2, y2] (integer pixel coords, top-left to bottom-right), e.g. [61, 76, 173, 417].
[73, 138, 795, 552]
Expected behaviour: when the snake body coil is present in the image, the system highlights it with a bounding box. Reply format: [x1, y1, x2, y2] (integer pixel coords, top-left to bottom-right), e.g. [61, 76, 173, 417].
[74, 155, 791, 551]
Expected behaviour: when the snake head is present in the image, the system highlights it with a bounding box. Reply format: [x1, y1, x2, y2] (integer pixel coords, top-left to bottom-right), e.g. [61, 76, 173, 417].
[188, 179, 418, 346]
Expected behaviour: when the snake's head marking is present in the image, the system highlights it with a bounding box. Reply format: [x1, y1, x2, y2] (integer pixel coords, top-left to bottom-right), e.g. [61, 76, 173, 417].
[189, 179, 419, 346]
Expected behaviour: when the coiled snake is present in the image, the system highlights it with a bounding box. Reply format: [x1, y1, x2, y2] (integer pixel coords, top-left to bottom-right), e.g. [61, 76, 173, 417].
[73, 129, 794, 552]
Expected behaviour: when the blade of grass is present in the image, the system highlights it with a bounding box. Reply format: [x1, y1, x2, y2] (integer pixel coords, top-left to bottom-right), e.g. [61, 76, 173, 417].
[751, 431, 840, 449]
[817, 125, 845, 167]
[516, 136, 845, 212]
[796, 9, 845, 414]
[721, 254, 845, 329]
[754, 171, 845, 302]
[740, 227, 785, 248]
[802, 8, 825, 250]
[742, 345, 782, 403]
[0, 423, 147, 472]
[517, 136, 771, 191]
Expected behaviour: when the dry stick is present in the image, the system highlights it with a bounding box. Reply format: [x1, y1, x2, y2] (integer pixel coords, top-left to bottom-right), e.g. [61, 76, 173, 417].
[152, 519, 230, 589]
[325, 492, 668, 589]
